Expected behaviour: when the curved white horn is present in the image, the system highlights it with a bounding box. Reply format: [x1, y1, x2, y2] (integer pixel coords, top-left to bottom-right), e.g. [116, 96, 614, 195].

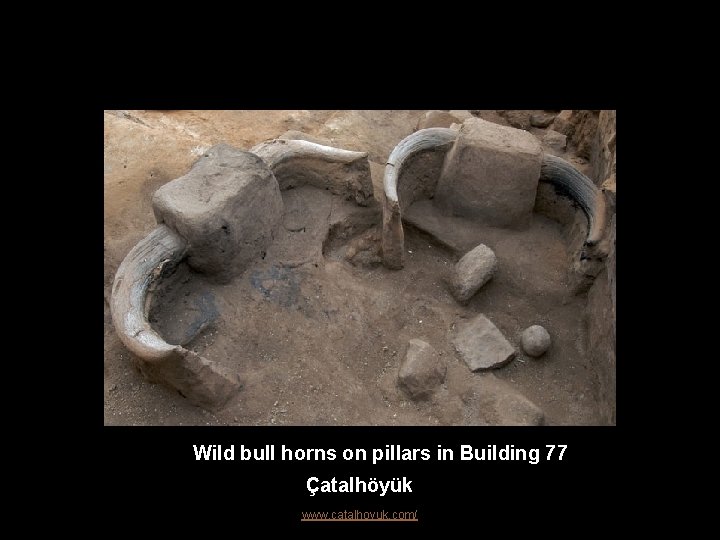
[111, 225, 186, 360]
[383, 128, 458, 205]
[382, 128, 458, 269]
[110, 225, 240, 409]
[540, 154, 607, 246]
[251, 138, 368, 167]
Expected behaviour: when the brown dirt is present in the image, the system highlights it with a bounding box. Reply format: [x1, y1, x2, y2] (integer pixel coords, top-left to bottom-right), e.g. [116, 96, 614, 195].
[104, 110, 604, 425]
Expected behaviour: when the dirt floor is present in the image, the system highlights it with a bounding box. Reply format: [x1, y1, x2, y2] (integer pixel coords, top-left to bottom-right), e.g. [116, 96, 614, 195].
[104, 110, 605, 425]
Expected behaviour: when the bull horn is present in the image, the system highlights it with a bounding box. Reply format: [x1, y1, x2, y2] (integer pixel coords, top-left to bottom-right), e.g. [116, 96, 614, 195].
[382, 128, 458, 269]
[539, 154, 607, 246]
[111, 225, 186, 360]
[110, 224, 240, 409]
[251, 138, 367, 167]
[251, 138, 373, 205]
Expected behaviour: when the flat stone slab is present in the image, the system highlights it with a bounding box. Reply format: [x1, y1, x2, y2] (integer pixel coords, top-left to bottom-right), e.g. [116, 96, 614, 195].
[453, 314, 516, 371]
[434, 117, 542, 229]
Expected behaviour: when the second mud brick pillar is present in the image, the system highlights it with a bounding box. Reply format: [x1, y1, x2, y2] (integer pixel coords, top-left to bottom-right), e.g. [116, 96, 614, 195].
[434, 118, 542, 229]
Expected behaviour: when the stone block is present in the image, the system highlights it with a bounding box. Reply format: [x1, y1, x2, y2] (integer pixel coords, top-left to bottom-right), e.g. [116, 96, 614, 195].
[434, 118, 542, 229]
[398, 339, 446, 399]
[152, 143, 283, 281]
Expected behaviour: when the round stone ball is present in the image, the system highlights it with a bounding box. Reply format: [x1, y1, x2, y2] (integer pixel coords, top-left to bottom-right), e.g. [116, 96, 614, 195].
[521, 325, 551, 357]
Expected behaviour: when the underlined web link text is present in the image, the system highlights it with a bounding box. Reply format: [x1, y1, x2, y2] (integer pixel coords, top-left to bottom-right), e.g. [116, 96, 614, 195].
[301, 510, 418, 521]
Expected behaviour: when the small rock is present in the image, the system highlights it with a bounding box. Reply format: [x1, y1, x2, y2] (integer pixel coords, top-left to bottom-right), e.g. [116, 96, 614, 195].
[417, 110, 474, 130]
[450, 244, 497, 303]
[499, 110, 531, 130]
[542, 129, 567, 153]
[416, 110, 463, 130]
[344, 228, 382, 267]
[398, 339, 446, 400]
[551, 110, 574, 135]
[521, 325, 551, 357]
[453, 314, 516, 371]
[530, 112, 556, 128]
[601, 174, 616, 194]
[448, 110, 474, 121]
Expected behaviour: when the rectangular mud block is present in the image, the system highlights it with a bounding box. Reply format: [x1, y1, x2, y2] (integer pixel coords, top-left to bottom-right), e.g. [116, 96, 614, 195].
[152, 144, 283, 281]
[434, 117, 542, 229]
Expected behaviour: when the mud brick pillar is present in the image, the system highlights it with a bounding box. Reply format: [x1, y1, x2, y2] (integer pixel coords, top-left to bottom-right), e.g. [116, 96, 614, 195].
[434, 118, 542, 229]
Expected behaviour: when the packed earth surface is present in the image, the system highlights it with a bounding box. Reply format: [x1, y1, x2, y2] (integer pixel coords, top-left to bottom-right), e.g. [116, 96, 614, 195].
[104, 110, 616, 426]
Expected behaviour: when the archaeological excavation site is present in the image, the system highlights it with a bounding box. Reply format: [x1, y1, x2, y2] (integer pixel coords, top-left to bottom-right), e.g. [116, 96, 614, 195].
[103, 110, 616, 426]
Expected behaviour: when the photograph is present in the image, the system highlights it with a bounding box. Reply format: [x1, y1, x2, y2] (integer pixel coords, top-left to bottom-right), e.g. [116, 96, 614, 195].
[103, 109, 616, 426]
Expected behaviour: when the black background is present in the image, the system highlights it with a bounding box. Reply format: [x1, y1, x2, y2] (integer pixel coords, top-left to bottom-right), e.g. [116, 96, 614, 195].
[103, 426, 617, 529]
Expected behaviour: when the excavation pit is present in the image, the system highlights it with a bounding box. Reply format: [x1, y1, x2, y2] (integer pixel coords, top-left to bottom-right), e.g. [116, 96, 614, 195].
[105, 110, 616, 426]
